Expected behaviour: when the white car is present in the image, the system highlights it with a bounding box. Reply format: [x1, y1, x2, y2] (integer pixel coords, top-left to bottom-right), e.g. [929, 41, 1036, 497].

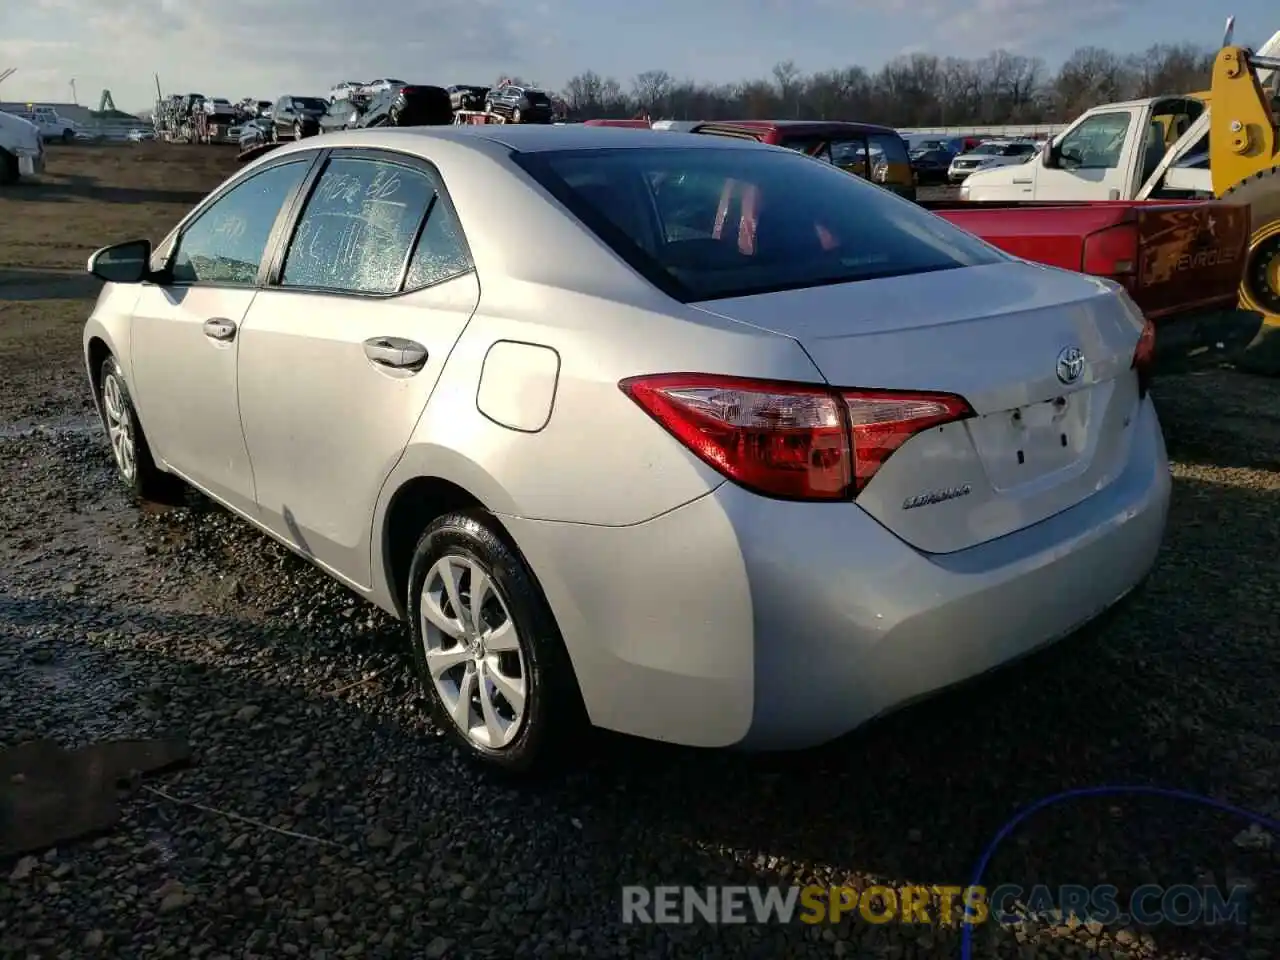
[0, 110, 44, 183]
[363, 78, 406, 96]
[127, 128, 155, 143]
[948, 140, 1040, 183]
[82, 126, 1169, 773]
[329, 81, 365, 102]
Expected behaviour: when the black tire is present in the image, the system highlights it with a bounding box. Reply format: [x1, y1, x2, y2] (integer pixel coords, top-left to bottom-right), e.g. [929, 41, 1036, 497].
[270, 125, 279, 144]
[1219, 167, 1280, 375]
[0, 150, 18, 185]
[97, 356, 185, 504]
[512, 107, 523, 124]
[61, 128, 75, 144]
[406, 511, 585, 776]
[294, 122, 305, 140]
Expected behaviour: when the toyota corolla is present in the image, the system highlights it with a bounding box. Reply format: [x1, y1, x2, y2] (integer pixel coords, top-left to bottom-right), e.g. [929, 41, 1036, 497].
[82, 126, 1170, 773]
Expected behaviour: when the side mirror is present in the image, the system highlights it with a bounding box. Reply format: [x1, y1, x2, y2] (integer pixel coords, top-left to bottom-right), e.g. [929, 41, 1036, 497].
[87, 239, 153, 284]
[1042, 142, 1061, 168]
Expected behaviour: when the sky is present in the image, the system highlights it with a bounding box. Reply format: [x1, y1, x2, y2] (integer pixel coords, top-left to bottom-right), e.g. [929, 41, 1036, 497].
[0, 0, 1270, 113]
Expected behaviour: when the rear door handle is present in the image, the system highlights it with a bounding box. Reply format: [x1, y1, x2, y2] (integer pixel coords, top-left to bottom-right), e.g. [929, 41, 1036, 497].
[363, 336, 428, 371]
[203, 317, 237, 341]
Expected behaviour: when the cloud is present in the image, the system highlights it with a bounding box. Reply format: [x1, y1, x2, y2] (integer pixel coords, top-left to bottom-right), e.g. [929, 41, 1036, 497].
[2, 0, 561, 110]
[851, 0, 1138, 51]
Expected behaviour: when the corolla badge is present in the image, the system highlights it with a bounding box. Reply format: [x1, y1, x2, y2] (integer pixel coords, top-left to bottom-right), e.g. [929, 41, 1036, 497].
[903, 484, 972, 510]
[1056, 346, 1085, 385]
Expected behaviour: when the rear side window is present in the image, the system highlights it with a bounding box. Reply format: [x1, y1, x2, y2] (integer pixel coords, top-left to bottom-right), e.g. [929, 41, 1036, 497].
[281, 157, 435, 294]
[404, 198, 473, 290]
[515, 146, 1004, 302]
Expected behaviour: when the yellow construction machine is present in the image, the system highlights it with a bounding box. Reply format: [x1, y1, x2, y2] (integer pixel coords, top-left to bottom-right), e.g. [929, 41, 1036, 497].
[1207, 17, 1280, 326]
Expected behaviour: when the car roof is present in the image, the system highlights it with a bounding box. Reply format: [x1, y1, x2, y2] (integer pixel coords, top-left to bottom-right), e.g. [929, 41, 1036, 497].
[251, 125, 771, 168]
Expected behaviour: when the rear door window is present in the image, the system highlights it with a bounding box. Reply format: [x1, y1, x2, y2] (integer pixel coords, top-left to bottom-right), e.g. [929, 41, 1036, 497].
[515, 146, 1005, 302]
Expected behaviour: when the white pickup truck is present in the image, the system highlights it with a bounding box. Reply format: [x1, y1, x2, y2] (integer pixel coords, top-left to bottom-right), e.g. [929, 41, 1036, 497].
[0, 111, 45, 183]
[960, 26, 1280, 205]
[957, 96, 1213, 203]
[15, 105, 79, 143]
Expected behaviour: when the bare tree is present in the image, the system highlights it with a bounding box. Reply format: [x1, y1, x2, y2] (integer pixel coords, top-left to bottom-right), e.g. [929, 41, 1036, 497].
[544, 41, 1216, 126]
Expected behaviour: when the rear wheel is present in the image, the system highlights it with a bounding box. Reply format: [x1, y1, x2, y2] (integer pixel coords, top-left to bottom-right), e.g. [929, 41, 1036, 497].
[61, 128, 75, 143]
[405, 512, 585, 776]
[1220, 167, 1280, 374]
[294, 121, 305, 140]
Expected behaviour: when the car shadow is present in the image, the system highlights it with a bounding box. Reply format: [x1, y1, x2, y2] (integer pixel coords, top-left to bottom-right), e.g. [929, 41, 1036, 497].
[0, 268, 100, 302]
[10, 172, 208, 206]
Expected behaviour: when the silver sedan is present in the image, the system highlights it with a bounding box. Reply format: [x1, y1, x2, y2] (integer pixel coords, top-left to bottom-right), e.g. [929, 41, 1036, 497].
[82, 126, 1170, 773]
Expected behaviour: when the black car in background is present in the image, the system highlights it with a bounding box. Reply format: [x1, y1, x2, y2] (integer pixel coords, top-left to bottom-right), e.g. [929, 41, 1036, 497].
[270, 95, 329, 141]
[908, 140, 957, 185]
[448, 85, 489, 112]
[484, 84, 553, 123]
[319, 85, 453, 133]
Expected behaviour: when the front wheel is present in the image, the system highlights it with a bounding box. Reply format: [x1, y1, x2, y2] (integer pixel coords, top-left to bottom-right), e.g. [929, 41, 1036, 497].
[98, 357, 185, 504]
[0, 150, 18, 185]
[294, 122, 305, 140]
[61, 128, 75, 144]
[406, 512, 584, 775]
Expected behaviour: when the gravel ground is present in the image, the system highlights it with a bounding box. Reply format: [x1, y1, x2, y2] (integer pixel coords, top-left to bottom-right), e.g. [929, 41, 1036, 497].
[1, 143, 1279, 960]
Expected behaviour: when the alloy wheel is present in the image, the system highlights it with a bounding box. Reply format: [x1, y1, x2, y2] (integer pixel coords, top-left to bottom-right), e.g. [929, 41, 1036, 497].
[419, 554, 528, 749]
[101, 373, 137, 482]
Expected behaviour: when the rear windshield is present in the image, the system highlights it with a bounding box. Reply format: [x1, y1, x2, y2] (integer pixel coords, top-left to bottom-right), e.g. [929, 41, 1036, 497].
[525, 91, 550, 103]
[513, 146, 1004, 302]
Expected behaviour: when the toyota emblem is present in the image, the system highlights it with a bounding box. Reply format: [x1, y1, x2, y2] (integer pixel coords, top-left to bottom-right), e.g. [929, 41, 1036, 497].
[1056, 346, 1085, 385]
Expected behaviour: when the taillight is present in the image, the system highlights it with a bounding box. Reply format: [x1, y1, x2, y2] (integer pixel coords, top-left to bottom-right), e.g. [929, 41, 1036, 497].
[619, 374, 973, 501]
[843, 389, 974, 491]
[1132, 317, 1155, 398]
[1081, 222, 1138, 290]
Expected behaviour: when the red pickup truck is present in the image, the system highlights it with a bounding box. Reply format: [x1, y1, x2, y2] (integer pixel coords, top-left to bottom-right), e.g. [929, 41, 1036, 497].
[925, 199, 1254, 359]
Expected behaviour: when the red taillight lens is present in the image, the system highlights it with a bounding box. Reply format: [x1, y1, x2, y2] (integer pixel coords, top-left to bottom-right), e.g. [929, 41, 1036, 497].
[1081, 222, 1138, 290]
[1132, 316, 1155, 398]
[843, 389, 975, 491]
[620, 374, 973, 501]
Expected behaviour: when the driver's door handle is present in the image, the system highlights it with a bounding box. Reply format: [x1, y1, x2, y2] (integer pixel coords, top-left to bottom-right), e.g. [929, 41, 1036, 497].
[363, 336, 428, 371]
[1012, 177, 1033, 184]
[203, 317, 237, 342]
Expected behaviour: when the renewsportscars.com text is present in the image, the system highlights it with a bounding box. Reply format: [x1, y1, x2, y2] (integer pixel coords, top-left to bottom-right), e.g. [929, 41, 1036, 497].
[621, 884, 1251, 927]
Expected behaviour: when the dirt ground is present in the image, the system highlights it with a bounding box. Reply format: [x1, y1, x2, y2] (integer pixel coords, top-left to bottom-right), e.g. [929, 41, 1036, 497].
[1, 143, 1279, 960]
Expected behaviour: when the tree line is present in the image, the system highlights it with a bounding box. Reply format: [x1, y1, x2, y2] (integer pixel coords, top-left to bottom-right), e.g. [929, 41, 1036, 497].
[537, 43, 1217, 127]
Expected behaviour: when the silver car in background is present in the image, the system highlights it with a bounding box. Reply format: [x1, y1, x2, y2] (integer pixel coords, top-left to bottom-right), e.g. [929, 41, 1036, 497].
[82, 126, 1169, 773]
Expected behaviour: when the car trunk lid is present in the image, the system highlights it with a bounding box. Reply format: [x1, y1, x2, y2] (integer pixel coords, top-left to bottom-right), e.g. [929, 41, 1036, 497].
[690, 261, 1146, 554]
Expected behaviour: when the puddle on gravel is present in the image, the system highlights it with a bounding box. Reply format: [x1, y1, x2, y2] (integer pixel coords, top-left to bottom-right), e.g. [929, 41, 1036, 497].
[3, 647, 132, 744]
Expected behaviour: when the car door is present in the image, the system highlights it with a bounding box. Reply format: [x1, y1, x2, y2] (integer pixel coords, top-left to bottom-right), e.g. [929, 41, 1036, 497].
[273, 97, 291, 137]
[236, 149, 480, 587]
[128, 156, 316, 514]
[1031, 109, 1140, 201]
